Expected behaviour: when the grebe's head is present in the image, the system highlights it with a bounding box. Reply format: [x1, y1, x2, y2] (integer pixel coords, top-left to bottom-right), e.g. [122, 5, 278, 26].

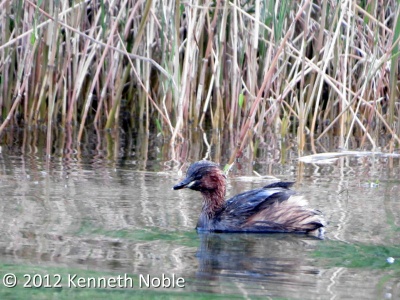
[173, 161, 226, 192]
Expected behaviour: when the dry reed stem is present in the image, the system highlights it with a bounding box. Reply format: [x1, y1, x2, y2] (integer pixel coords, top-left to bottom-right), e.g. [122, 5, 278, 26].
[0, 0, 399, 158]
[228, 0, 312, 164]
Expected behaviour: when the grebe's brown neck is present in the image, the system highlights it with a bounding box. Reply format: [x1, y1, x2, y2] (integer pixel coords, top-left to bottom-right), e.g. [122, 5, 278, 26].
[199, 176, 226, 218]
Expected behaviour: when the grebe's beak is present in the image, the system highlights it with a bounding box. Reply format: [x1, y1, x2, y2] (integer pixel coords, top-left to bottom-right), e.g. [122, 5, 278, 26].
[173, 177, 195, 190]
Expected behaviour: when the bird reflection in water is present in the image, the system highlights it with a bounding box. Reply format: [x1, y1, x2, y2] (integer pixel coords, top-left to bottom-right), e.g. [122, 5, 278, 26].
[195, 232, 323, 295]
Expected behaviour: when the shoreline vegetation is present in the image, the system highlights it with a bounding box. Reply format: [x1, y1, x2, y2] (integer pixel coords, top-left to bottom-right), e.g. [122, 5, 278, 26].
[0, 0, 399, 163]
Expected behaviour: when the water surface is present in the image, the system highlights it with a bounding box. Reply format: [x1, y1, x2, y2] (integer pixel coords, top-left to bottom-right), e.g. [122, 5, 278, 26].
[0, 139, 399, 299]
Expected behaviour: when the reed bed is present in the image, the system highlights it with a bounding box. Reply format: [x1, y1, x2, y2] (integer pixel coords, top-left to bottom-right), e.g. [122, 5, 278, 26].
[0, 0, 399, 160]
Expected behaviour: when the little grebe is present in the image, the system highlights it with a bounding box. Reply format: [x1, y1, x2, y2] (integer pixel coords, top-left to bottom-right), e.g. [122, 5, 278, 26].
[173, 161, 325, 235]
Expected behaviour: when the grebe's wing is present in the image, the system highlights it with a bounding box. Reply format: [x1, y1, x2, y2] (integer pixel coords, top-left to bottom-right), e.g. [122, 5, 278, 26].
[222, 186, 296, 218]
